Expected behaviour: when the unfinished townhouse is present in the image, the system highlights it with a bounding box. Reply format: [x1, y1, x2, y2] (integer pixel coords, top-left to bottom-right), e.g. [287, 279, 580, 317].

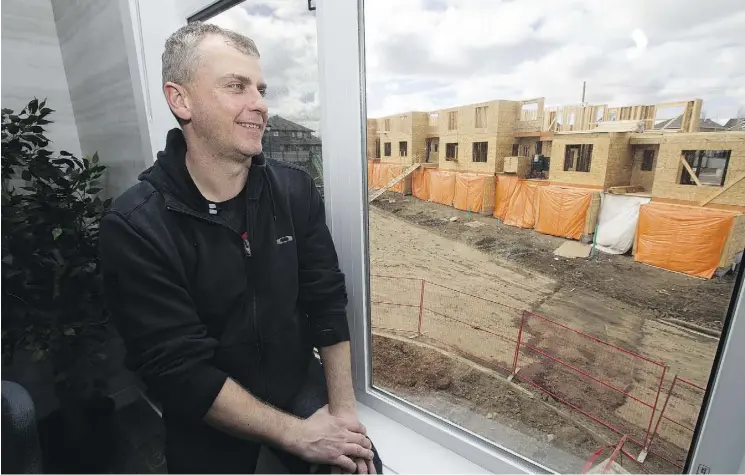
[368, 96, 745, 278]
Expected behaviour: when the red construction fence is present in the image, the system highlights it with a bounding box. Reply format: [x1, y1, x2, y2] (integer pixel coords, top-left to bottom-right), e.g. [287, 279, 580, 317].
[370, 274, 708, 472]
[371, 274, 521, 372]
[646, 376, 707, 468]
[512, 311, 674, 466]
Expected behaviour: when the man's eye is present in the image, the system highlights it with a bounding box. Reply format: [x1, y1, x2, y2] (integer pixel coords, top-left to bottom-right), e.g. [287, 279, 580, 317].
[259, 89, 267, 97]
[228, 83, 245, 91]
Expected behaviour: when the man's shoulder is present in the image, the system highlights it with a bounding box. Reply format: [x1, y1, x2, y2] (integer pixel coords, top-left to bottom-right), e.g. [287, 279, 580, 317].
[107, 180, 163, 222]
[266, 158, 314, 181]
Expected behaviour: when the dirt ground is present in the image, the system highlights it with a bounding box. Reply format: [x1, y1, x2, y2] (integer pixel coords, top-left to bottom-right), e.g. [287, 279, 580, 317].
[374, 192, 736, 331]
[368, 194, 728, 471]
[372, 333, 675, 474]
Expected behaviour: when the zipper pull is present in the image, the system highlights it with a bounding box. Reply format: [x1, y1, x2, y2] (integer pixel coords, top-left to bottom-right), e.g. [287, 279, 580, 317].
[241, 232, 252, 257]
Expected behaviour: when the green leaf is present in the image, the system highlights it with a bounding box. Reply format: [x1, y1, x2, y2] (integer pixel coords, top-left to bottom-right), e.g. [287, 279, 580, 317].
[62, 327, 75, 336]
[31, 348, 45, 362]
[21, 170, 32, 181]
[52, 227, 63, 240]
[91, 152, 100, 164]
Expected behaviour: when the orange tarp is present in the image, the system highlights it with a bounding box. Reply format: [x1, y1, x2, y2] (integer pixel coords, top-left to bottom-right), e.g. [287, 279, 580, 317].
[635, 203, 735, 279]
[428, 171, 456, 206]
[534, 186, 594, 240]
[454, 174, 489, 213]
[382, 163, 405, 193]
[412, 168, 430, 201]
[368, 162, 405, 193]
[494, 175, 520, 220]
[503, 181, 547, 229]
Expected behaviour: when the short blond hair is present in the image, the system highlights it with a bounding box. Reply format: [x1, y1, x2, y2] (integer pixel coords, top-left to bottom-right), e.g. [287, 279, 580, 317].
[162, 22, 260, 86]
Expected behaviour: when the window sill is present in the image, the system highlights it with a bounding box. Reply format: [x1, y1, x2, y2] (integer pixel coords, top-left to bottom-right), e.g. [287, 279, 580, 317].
[356, 402, 489, 474]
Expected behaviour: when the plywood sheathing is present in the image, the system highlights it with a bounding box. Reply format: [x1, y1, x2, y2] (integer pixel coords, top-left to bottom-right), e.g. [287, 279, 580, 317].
[720, 212, 745, 268]
[548, 132, 633, 189]
[371, 111, 430, 165]
[434, 100, 520, 175]
[642, 132, 745, 207]
[629, 145, 659, 192]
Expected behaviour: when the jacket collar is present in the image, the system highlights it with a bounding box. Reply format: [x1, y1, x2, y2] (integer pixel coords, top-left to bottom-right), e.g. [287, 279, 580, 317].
[141, 128, 268, 213]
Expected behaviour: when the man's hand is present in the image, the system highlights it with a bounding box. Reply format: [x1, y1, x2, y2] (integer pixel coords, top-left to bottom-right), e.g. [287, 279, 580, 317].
[285, 405, 373, 472]
[333, 409, 377, 474]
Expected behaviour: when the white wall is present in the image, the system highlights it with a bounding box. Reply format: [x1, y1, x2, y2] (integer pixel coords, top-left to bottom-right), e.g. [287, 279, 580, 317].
[1, 0, 82, 156]
[122, 0, 213, 159]
[51, 0, 153, 199]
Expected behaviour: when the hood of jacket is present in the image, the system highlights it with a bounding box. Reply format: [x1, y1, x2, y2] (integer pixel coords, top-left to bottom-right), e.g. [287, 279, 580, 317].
[140, 128, 270, 215]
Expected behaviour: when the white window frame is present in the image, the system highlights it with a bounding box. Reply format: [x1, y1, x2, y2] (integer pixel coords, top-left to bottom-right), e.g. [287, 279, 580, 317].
[125, 0, 745, 472]
[316, 1, 745, 474]
[317, 1, 547, 472]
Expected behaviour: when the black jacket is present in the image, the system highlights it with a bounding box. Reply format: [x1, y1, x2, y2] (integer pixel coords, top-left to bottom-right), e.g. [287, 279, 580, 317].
[100, 128, 349, 425]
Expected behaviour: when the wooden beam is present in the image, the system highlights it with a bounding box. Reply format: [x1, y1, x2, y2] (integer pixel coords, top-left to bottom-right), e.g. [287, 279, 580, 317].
[700, 172, 745, 206]
[679, 155, 703, 186]
[660, 113, 682, 130]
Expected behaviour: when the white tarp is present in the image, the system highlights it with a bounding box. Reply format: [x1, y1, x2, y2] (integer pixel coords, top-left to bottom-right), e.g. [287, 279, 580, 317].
[594, 193, 651, 255]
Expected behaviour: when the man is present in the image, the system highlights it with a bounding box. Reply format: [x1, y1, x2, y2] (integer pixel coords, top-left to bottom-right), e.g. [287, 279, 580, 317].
[99, 22, 382, 474]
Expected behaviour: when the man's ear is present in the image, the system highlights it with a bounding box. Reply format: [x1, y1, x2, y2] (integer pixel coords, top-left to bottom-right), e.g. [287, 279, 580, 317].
[164, 82, 192, 122]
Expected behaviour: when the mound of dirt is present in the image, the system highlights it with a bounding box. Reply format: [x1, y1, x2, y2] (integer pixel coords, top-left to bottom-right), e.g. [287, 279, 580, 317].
[372, 334, 677, 474]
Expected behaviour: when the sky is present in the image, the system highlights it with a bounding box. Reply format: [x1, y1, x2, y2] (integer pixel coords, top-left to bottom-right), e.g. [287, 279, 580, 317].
[211, 0, 745, 133]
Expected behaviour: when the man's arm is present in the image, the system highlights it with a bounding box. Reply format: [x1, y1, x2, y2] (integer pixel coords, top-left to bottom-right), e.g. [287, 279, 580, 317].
[320, 342, 357, 415]
[298, 182, 377, 473]
[100, 211, 371, 471]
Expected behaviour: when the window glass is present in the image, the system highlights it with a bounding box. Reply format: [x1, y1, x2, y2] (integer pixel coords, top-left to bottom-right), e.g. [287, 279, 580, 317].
[364, 1, 745, 472]
[207, 1, 323, 191]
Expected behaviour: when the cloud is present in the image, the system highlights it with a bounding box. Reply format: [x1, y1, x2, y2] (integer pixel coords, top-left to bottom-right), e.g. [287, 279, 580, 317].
[365, 0, 745, 122]
[210, 0, 745, 131]
[208, 1, 322, 132]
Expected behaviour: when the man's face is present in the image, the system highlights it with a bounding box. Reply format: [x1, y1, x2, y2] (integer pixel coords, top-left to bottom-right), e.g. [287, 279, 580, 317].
[186, 35, 269, 161]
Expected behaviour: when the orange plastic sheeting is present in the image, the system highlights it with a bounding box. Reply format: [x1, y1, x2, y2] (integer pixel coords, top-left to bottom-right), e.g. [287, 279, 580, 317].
[385, 164, 405, 194]
[635, 204, 735, 279]
[412, 168, 430, 201]
[503, 181, 546, 229]
[428, 171, 456, 206]
[534, 187, 594, 240]
[369, 163, 405, 193]
[368, 162, 383, 188]
[494, 175, 520, 220]
[454, 174, 488, 212]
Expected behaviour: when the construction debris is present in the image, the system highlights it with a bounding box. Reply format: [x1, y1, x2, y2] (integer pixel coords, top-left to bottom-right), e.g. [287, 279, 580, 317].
[554, 241, 592, 259]
[464, 221, 486, 228]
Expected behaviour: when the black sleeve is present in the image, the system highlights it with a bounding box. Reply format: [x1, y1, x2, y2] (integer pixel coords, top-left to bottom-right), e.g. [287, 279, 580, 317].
[297, 182, 350, 348]
[99, 211, 227, 420]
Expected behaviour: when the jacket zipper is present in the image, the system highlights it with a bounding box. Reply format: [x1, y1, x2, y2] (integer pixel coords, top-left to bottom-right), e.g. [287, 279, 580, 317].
[166, 203, 266, 396]
[245, 199, 266, 397]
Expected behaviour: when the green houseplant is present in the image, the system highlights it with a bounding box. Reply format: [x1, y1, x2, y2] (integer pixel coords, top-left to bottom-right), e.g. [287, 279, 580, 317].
[1, 98, 111, 403]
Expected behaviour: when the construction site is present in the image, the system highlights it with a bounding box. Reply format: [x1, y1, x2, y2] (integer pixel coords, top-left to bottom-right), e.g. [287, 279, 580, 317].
[366, 96, 745, 473]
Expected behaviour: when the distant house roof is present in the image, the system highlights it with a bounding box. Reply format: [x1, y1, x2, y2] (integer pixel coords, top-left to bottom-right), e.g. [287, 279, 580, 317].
[654, 117, 724, 131]
[267, 115, 313, 133]
[723, 118, 745, 130]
